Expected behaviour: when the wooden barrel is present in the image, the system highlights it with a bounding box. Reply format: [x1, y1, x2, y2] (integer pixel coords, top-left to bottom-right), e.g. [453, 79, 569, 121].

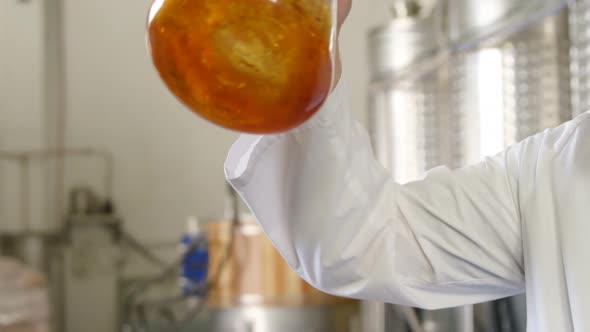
[205, 219, 354, 308]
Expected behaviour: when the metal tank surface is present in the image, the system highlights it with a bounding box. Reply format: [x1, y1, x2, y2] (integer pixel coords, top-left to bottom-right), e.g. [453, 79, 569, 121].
[368, 5, 462, 332]
[368, 0, 571, 331]
[447, 1, 570, 331]
[368, 13, 440, 81]
[570, 0, 590, 117]
[368, 13, 446, 184]
[205, 220, 359, 332]
[448, 0, 569, 49]
[501, 11, 571, 144]
[369, 70, 446, 183]
[208, 304, 358, 332]
[448, 0, 571, 166]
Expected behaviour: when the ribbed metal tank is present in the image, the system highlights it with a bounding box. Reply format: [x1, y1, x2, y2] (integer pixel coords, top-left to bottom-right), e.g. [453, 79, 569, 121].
[368, 9, 461, 332]
[570, 0, 590, 116]
[449, 2, 572, 167]
[448, 6, 570, 331]
[368, 1, 571, 331]
[502, 11, 572, 143]
[369, 72, 445, 183]
[370, 0, 571, 178]
[368, 15, 445, 184]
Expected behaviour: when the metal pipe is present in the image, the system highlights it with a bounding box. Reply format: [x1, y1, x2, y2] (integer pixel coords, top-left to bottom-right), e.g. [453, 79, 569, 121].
[456, 305, 475, 332]
[361, 298, 386, 332]
[0, 148, 115, 200]
[52, 0, 68, 235]
[19, 158, 30, 231]
[0, 148, 114, 243]
[401, 307, 426, 332]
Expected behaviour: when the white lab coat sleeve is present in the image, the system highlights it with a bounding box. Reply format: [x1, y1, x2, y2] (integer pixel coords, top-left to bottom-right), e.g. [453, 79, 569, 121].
[224, 80, 525, 310]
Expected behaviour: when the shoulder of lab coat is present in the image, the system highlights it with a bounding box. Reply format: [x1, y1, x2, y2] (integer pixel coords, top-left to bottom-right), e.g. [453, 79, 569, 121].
[224, 79, 590, 310]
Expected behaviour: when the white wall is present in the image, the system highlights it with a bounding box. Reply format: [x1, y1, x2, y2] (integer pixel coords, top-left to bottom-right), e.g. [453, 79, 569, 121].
[0, 0, 47, 233]
[59, 0, 244, 242]
[341, 0, 391, 124]
[1, 0, 393, 244]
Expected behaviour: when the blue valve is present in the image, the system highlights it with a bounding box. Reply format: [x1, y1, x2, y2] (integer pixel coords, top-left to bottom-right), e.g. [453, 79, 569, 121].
[180, 217, 208, 296]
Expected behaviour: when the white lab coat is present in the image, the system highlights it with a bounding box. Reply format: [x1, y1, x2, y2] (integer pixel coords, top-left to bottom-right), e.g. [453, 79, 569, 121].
[225, 80, 590, 331]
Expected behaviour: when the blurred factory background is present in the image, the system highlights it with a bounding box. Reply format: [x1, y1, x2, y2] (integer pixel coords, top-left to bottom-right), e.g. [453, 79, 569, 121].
[0, 0, 587, 331]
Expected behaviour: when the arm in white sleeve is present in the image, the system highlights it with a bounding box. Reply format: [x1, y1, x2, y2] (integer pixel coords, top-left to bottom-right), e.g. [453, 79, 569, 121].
[225, 79, 526, 309]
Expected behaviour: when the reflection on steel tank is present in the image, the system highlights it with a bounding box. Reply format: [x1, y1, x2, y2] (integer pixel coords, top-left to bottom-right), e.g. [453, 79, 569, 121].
[502, 11, 571, 145]
[448, 2, 572, 168]
[570, 0, 590, 117]
[447, 2, 571, 332]
[368, 11, 447, 185]
[367, 4, 462, 331]
[368, 0, 572, 331]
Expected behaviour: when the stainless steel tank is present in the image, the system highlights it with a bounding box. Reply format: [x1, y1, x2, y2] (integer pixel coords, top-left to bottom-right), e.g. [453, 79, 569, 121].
[448, 2, 571, 332]
[448, 0, 571, 167]
[368, 14, 446, 184]
[368, 6, 462, 332]
[368, 1, 571, 331]
[208, 304, 358, 332]
[448, 0, 569, 49]
[501, 11, 572, 143]
[369, 73, 446, 184]
[570, 0, 590, 117]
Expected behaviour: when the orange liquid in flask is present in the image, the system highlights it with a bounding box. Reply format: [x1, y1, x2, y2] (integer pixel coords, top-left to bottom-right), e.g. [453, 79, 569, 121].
[147, 0, 334, 133]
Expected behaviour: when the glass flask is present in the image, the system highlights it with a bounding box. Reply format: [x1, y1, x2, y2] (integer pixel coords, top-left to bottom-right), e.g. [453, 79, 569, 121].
[147, 0, 337, 133]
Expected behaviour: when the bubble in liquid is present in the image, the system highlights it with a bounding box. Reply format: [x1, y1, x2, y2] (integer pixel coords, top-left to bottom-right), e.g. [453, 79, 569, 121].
[147, 0, 334, 133]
